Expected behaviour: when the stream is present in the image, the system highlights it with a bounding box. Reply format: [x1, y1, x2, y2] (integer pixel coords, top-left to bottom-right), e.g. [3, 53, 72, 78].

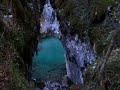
[32, 0, 96, 89]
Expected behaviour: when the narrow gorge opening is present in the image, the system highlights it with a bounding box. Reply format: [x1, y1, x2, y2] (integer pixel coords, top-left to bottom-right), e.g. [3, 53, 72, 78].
[31, 36, 66, 82]
[1, 0, 120, 90]
[32, 0, 96, 87]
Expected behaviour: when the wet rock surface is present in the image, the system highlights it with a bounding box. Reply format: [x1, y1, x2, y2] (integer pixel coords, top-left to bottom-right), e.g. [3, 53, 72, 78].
[60, 20, 96, 85]
[39, 0, 96, 87]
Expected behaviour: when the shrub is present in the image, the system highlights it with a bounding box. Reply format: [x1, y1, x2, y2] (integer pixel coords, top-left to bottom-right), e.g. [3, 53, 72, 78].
[91, 0, 115, 23]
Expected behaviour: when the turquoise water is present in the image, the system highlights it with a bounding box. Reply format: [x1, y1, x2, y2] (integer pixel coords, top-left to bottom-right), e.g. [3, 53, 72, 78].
[32, 36, 66, 81]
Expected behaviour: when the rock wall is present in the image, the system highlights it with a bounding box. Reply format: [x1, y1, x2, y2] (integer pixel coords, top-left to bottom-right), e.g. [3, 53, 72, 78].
[60, 20, 96, 85]
[41, 0, 96, 85]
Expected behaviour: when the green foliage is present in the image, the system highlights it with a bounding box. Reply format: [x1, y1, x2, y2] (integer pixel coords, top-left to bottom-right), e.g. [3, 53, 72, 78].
[0, 36, 28, 90]
[69, 15, 79, 27]
[0, 16, 33, 89]
[99, 0, 115, 8]
[89, 26, 111, 54]
[103, 31, 113, 45]
[63, 0, 76, 17]
[56, 0, 77, 20]
[84, 59, 99, 84]
[13, 0, 26, 21]
[10, 62, 28, 90]
[84, 63, 99, 90]
[84, 49, 120, 90]
[56, 0, 86, 36]
[55, 0, 65, 9]
[104, 52, 120, 90]
[97, 0, 115, 15]
[10, 29, 25, 56]
[2, 0, 8, 7]
[91, 0, 115, 23]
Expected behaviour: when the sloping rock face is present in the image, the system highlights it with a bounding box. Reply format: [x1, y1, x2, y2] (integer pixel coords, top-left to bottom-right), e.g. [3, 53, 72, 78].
[54, 0, 120, 86]
[40, 0, 96, 86]
[60, 21, 96, 85]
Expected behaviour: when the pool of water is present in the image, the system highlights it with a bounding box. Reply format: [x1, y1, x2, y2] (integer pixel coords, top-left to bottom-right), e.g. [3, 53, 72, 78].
[32, 36, 66, 82]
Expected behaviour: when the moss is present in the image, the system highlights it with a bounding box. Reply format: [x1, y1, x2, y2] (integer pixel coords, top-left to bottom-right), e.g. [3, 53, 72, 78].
[56, 0, 86, 37]
[69, 15, 80, 27]
[63, 0, 76, 18]
[55, 0, 65, 9]
[84, 59, 100, 84]
[10, 62, 28, 90]
[99, 0, 115, 7]
[0, 16, 36, 89]
[91, 0, 115, 23]
[56, 0, 77, 20]
[0, 31, 34, 89]
[89, 26, 112, 54]
[84, 49, 120, 90]
[0, 38, 28, 89]
[105, 58, 120, 90]
[13, 0, 26, 21]
[69, 15, 86, 37]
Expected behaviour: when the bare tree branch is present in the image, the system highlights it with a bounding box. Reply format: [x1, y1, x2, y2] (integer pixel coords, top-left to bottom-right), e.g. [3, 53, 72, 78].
[99, 22, 120, 77]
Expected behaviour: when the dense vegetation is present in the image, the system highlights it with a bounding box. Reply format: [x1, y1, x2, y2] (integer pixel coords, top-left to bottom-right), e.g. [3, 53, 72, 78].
[55, 0, 120, 89]
[0, 0, 40, 89]
[0, 0, 120, 90]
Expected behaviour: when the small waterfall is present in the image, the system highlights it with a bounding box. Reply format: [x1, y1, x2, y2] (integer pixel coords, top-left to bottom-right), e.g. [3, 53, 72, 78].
[40, 0, 60, 35]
